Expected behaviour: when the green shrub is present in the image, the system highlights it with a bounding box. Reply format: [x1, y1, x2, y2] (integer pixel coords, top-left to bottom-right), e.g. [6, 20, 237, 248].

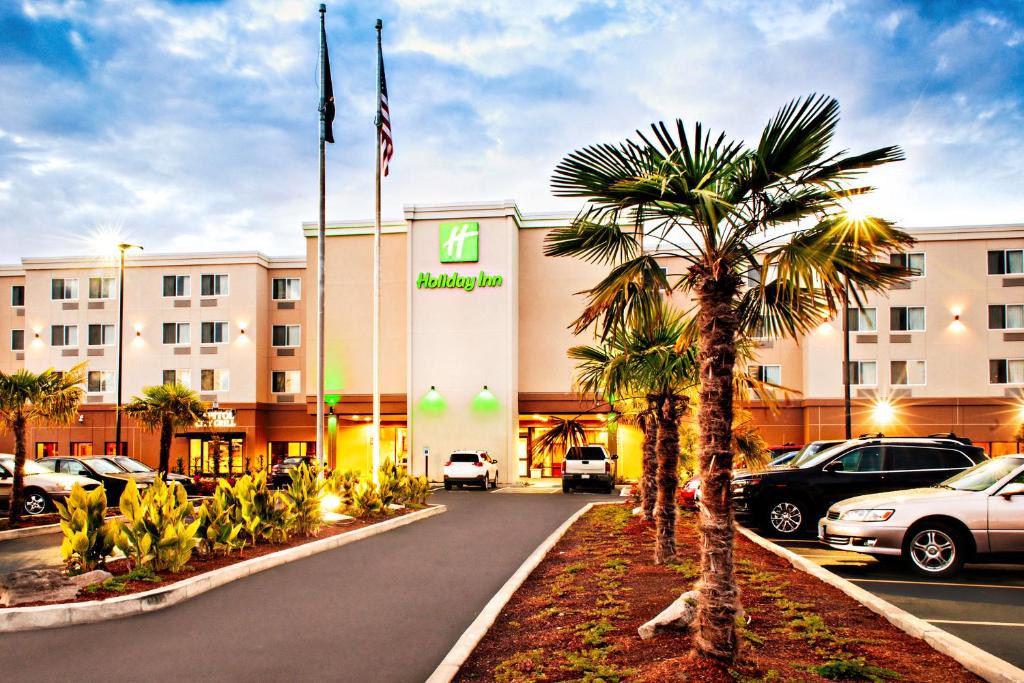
[281, 463, 323, 536]
[115, 477, 200, 573]
[350, 479, 383, 516]
[234, 471, 295, 544]
[813, 657, 900, 682]
[55, 483, 118, 575]
[377, 458, 409, 508]
[406, 474, 431, 507]
[195, 484, 243, 555]
[326, 468, 361, 508]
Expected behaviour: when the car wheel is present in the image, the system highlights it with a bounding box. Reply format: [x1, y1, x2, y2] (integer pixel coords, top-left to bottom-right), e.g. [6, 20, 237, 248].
[23, 490, 49, 516]
[562, 481, 573, 494]
[444, 481, 452, 491]
[905, 523, 965, 578]
[489, 473, 497, 489]
[764, 499, 808, 537]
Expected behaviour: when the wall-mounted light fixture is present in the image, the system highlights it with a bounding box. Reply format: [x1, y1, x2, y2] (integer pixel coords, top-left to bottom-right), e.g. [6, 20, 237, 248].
[472, 385, 500, 414]
[420, 386, 446, 414]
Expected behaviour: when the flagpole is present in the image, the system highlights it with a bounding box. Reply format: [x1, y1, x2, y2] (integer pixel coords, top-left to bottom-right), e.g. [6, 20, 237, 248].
[371, 18, 383, 484]
[316, 3, 328, 474]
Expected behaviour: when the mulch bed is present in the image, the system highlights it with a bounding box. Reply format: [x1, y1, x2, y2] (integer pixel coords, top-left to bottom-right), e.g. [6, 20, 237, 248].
[456, 503, 980, 682]
[3, 507, 420, 608]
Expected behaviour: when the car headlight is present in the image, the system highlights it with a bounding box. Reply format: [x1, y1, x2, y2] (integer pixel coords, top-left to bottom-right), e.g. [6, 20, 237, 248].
[839, 509, 894, 522]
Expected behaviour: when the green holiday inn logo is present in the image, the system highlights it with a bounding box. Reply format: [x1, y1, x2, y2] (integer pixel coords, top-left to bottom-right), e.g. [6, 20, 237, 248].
[439, 221, 479, 263]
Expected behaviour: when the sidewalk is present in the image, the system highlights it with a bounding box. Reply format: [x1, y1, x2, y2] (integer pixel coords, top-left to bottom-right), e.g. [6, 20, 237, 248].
[0, 531, 62, 574]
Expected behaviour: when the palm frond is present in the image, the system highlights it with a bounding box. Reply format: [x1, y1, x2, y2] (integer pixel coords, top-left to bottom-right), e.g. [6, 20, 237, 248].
[544, 210, 641, 264]
[531, 417, 589, 459]
[570, 255, 669, 337]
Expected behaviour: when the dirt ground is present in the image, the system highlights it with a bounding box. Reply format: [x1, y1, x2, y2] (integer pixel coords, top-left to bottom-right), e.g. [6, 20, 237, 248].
[456, 503, 980, 683]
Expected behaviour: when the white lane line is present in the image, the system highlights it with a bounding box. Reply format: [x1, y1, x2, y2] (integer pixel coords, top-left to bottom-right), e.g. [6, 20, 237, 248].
[927, 619, 1024, 628]
[851, 578, 1024, 591]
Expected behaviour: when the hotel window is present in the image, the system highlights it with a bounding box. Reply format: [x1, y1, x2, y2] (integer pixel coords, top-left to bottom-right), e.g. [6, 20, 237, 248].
[162, 322, 190, 345]
[88, 324, 115, 346]
[162, 369, 192, 388]
[201, 368, 229, 392]
[272, 370, 301, 393]
[272, 278, 301, 300]
[891, 360, 926, 385]
[51, 278, 79, 300]
[201, 321, 229, 344]
[71, 442, 93, 457]
[988, 250, 1024, 275]
[87, 371, 112, 393]
[990, 359, 1024, 384]
[50, 324, 78, 347]
[88, 277, 115, 299]
[988, 305, 1024, 330]
[272, 324, 301, 347]
[846, 308, 877, 332]
[201, 274, 229, 296]
[848, 361, 877, 386]
[746, 263, 778, 288]
[11, 330, 24, 351]
[11, 285, 24, 307]
[105, 442, 128, 456]
[750, 365, 781, 384]
[890, 306, 925, 332]
[36, 442, 58, 458]
[162, 275, 190, 297]
[889, 252, 925, 276]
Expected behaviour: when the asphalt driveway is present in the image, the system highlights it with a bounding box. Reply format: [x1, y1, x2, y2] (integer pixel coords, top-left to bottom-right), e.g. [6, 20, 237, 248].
[0, 487, 619, 683]
[769, 533, 1024, 669]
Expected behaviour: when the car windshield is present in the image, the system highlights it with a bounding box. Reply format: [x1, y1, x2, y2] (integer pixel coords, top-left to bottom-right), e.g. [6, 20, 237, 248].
[769, 451, 797, 466]
[565, 446, 606, 460]
[282, 457, 307, 466]
[113, 457, 153, 473]
[940, 457, 1024, 492]
[0, 459, 50, 475]
[449, 453, 480, 463]
[86, 458, 123, 475]
[797, 442, 853, 469]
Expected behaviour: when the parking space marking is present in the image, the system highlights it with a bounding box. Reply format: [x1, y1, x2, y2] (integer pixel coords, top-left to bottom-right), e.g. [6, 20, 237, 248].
[850, 578, 1024, 591]
[927, 619, 1024, 628]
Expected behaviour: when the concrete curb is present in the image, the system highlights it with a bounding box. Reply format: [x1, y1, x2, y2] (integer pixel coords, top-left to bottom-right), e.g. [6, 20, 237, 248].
[738, 526, 1024, 683]
[0, 504, 446, 633]
[0, 523, 64, 542]
[426, 501, 617, 683]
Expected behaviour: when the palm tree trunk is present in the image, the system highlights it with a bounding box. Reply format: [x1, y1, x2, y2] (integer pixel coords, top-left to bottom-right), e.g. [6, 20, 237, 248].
[654, 394, 681, 564]
[8, 412, 27, 524]
[158, 414, 172, 475]
[693, 279, 741, 661]
[640, 396, 658, 521]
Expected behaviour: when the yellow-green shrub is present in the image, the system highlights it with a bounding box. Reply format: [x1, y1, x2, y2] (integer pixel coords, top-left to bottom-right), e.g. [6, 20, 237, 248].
[116, 478, 200, 573]
[55, 483, 118, 575]
[326, 468, 361, 508]
[195, 485, 243, 555]
[406, 475, 431, 508]
[350, 479, 383, 516]
[281, 463, 323, 536]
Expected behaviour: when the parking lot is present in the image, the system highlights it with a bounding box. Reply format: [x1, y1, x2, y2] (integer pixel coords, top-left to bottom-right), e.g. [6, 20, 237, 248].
[767, 532, 1024, 669]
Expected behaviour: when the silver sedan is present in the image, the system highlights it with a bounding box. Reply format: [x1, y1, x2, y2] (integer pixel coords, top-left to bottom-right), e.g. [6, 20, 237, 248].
[818, 455, 1024, 577]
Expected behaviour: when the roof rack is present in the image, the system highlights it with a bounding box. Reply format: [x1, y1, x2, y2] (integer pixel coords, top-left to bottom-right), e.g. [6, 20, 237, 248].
[856, 432, 974, 445]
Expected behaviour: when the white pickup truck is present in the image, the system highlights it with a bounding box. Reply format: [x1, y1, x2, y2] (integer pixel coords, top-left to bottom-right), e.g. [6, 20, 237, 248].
[562, 445, 617, 494]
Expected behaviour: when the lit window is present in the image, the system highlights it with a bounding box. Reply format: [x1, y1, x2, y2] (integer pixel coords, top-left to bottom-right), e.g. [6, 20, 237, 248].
[891, 360, 926, 385]
[162, 369, 192, 388]
[201, 369, 229, 392]
[272, 370, 301, 393]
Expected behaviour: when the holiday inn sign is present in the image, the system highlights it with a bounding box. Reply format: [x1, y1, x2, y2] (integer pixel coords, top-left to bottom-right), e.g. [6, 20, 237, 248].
[419, 221, 503, 291]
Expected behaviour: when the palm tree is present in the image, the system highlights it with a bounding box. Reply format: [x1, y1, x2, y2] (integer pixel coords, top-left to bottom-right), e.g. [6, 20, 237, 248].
[546, 94, 912, 660]
[122, 383, 208, 475]
[0, 364, 85, 523]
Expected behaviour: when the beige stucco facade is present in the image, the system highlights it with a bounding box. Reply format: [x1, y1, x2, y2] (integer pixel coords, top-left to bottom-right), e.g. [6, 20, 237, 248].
[2, 203, 1024, 480]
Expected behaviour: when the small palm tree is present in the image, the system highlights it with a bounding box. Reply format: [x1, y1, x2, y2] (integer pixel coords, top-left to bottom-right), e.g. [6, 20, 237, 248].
[547, 94, 912, 659]
[0, 364, 85, 523]
[122, 383, 208, 475]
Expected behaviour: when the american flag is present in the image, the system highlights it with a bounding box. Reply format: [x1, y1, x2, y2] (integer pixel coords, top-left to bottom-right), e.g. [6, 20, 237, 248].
[377, 31, 393, 177]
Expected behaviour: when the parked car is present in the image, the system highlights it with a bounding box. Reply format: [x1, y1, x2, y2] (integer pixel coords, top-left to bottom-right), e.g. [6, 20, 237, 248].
[820, 455, 1024, 577]
[107, 455, 197, 495]
[733, 435, 988, 537]
[0, 455, 102, 516]
[271, 456, 315, 488]
[680, 447, 812, 509]
[768, 443, 803, 458]
[36, 456, 148, 505]
[562, 445, 617, 494]
[443, 451, 498, 490]
[788, 440, 846, 468]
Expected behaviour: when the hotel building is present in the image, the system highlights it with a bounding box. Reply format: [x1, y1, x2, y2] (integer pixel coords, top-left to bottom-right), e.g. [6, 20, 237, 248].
[1, 201, 1023, 481]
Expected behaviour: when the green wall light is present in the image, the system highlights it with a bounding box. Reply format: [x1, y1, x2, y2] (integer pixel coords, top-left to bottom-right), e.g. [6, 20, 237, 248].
[420, 385, 446, 414]
[472, 385, 500, 415]
[324, 393, 341, 407]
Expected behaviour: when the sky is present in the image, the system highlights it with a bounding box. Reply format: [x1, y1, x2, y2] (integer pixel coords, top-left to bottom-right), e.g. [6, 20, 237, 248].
[0, 0, 1022, 261]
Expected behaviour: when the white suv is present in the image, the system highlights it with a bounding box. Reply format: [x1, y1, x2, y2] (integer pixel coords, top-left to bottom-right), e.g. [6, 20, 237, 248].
[443, 451, 499, 490]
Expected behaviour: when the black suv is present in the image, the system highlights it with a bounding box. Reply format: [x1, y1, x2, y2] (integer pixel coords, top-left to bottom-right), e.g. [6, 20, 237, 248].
[733, 435, 988, 537]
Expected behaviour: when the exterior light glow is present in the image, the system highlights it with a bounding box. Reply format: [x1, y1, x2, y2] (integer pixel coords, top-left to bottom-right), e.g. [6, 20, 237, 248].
[872, 399, 895, 425]
[324, 393, 341, 406]
[472, 385, 500, 414]
[420, 386, 446, 414]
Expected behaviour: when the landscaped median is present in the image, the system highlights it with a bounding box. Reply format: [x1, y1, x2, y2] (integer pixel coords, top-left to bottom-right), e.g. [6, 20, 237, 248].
[444, 502, 989, 683]
[0, 459, 441, 632]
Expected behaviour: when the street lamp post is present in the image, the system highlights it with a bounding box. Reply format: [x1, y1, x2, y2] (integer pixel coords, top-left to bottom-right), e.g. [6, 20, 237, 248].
[842, 277, 852, 440]
[114, 242, 143, 456]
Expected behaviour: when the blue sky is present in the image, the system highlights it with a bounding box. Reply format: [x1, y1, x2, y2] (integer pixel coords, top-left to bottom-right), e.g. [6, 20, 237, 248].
[0, 0, 1021, 259]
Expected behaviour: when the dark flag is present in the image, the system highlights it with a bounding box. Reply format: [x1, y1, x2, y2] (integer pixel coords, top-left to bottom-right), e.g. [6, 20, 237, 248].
[319, 4, 335, 144]
[376, 20, 393, 176]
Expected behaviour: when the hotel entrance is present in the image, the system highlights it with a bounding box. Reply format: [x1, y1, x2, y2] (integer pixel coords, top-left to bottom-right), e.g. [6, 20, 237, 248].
[186, 434, 246, 475]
